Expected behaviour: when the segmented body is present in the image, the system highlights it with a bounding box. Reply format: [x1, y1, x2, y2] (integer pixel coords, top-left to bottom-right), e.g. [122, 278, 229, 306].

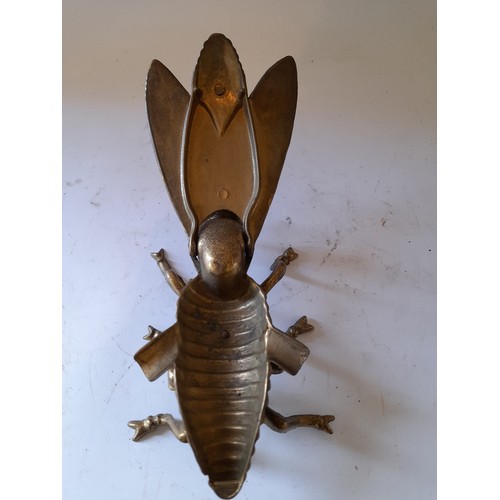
[175, 276, 270, 488]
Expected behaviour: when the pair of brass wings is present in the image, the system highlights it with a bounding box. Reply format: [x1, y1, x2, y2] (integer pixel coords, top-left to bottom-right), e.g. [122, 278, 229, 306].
[147, 34, 298, 263]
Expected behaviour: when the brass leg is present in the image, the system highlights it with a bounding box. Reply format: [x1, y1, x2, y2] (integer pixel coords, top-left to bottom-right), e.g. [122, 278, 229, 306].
[260, 247, 298, 295]
[151, 248, 186, 296]
[264, 407, 334, 434]
[128, 414, 187, 443]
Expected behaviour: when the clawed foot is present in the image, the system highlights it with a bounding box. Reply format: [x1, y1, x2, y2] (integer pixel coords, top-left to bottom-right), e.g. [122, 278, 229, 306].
[150, 248, 167, 263]
[286, 316, 314, 338]
[128, 416, 158, 442]
[271, 246, 298, 271]
[128, 413, 188, 443]
[143, 325, 162, 341]
[316, 415, 335, 434]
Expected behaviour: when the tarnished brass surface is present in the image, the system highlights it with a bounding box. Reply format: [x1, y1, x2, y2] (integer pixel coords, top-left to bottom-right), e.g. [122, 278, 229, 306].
[129, 34, 334, 499]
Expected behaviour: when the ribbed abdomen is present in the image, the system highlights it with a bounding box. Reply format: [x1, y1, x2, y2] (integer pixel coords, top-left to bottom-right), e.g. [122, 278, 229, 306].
[176, 278, 269, 495]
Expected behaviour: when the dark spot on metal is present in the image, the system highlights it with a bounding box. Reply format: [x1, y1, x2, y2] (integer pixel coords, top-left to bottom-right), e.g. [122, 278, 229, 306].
[214, 83, 225, 96]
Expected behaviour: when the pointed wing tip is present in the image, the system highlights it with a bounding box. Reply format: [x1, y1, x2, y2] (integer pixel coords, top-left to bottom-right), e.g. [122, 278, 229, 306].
[273, 55, 297, 77]
[208, 32, 228, 40]
[281, 54, 297, 65]
[147, 58, 167, 77]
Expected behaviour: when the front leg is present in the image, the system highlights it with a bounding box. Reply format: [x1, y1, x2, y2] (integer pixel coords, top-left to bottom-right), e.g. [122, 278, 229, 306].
[128, 413, 187, 443]
[151, 248, 186, 296]
[264, 407, 334, 434]
[260, 247, 298, 295]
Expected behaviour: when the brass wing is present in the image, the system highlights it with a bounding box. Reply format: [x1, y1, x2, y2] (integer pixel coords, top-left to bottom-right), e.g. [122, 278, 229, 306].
[247, 55, 297, 255]
[146, 59, 191, 232]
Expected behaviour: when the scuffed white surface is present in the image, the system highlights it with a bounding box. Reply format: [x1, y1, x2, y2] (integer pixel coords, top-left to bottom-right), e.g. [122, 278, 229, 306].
[63, 1, 436, 499]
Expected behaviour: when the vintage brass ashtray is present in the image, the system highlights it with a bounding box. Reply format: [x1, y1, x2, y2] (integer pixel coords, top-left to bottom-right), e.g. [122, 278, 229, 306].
[128, 34, 334, 499]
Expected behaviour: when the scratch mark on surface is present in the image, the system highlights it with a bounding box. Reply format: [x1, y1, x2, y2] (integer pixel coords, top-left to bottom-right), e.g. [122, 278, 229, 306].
[105, 362, 134, 406]
[308, 183, 319, 194]
[66, 178, 82, 187]
[88, 351, 94, 398]
[111, 336, 132, 356]
[321, 230, 341, 265]
[90, 186, 104, 207]
[268, 285, 309, 307]
[380, 389, 385, 416]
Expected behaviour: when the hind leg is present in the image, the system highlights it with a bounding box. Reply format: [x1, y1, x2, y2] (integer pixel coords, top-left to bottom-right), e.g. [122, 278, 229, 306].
[128, 414, 187, 442]
[264, 407, 334, 434]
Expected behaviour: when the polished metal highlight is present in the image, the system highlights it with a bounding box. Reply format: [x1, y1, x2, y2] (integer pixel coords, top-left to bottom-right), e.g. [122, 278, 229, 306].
[129, 34, 334, 499]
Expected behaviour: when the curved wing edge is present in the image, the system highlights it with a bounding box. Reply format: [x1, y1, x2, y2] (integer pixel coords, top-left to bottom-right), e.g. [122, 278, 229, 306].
[247, 56, 298, 252]
[146, 59, 191, 234]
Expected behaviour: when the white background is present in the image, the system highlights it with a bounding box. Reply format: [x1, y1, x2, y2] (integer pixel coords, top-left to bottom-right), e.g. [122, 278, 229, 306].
[62, 1, 436, 499]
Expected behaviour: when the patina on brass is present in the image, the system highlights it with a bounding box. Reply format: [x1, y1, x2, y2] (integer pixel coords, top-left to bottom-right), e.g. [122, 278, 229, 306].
[128, 34, 334, 499]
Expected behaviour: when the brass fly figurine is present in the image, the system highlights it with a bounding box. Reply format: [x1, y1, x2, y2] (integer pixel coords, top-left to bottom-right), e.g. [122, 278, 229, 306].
[128, 34, 334, 499]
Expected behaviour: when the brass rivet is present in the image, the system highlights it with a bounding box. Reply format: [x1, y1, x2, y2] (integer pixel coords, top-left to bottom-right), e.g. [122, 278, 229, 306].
[214, 83, 225, 96]
[218, 189, 229, 200]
